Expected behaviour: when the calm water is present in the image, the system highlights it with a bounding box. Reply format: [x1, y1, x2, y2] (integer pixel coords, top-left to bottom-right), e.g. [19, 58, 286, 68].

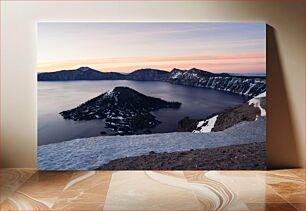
[38, 80, 248, 146]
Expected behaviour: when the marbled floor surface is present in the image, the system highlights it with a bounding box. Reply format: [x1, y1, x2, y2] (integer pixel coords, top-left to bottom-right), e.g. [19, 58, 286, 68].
[0, 169, 304, 211]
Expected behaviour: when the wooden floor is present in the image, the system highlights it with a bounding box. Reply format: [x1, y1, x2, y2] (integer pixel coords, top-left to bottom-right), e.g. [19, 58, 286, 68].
[0, 169, 305, 211]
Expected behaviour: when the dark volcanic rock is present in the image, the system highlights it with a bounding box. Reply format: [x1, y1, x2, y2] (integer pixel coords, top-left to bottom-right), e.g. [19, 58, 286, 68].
[60, 87, 181, 135]
[177, 117, 200, 132]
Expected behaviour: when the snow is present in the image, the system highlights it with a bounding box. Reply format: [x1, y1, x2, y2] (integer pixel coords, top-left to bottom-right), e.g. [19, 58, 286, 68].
[162, 72, 265, 97]
[254, 91, 266, 98]
[248, 92, 266, 117]
[104, 89, 114, 97]
[38, 118, 265, 170]
[193, 115, 218, 133]
[171, 71, 182, 79]
[244, 84, 256, 95]
[112, 116, 124, 120]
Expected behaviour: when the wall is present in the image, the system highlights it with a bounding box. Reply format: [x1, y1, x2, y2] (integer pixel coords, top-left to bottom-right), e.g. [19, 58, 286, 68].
[1, 0, 304, 168]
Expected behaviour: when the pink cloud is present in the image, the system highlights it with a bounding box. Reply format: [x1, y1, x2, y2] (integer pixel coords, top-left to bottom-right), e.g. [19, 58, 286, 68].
[38, 53, 265, 74]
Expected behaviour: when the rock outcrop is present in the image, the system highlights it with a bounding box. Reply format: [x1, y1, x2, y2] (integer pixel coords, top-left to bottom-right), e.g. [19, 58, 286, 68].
[60, 87, 181, 135]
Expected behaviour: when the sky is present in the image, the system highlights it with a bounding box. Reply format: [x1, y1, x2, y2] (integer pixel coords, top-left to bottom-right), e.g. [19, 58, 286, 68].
[37, 22, 266, 74]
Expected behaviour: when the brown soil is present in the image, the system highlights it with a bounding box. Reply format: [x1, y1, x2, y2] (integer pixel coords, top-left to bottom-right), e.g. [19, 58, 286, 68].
[212, 101, 261, 132]
[97, 142, 266, 170]
[178, 97, 266, 133]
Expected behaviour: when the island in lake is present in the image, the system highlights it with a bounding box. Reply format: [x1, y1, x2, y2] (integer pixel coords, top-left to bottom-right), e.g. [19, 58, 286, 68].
[60, 86, 181, 135]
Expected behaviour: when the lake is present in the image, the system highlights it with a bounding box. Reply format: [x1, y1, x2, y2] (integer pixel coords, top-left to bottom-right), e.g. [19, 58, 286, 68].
[38, 80, 248, 146]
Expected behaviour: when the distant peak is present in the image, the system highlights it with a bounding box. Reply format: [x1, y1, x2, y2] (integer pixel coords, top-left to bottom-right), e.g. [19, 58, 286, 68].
[171, 68, 185, 72]
[105, 87, 135, 96]
[189, 68, 203, 71]
[77, 66, 94, 71]
[219, 72, 231, 77]
[113, 86, 131, 92]
[135, 68, 165, 72]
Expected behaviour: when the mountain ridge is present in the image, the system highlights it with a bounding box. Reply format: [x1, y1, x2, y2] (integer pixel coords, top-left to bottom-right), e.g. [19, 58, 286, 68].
[38, 66, 266, 97]
[38, 66, 123, 81]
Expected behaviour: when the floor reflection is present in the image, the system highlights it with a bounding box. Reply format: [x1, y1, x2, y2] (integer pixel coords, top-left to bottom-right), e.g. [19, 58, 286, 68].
[0, 169, 304, 210]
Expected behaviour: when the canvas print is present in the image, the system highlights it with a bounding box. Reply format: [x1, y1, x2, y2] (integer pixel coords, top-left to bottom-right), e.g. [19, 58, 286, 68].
[37, 22, 266, 170]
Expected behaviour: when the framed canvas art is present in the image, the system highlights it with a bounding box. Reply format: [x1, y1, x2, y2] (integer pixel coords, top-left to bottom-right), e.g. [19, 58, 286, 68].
[37, 22, 266, 170]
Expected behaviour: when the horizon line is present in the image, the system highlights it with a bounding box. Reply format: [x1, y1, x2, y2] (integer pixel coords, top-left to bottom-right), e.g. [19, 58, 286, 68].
[37, 65, 266, 76]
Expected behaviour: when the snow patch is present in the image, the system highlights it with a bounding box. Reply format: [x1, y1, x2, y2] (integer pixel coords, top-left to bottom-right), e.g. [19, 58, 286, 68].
[244, 84, 256, 95]
[248, 92, 266, 117]
[106, 89, 113, 95]
[193, 115, 218, 133]
[171, 71, 182, 79]
[104, 89, 116, 98]
[254, 91, 266, 98]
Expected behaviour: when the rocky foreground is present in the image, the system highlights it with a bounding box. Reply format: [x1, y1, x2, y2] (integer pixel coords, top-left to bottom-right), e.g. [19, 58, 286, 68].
[97, 142, 266, 170]
[178, 92, 266, 133]
[38, 118, 265, 170]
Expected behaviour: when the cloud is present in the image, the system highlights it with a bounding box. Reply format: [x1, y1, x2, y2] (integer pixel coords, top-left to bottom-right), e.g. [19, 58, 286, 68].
[38, 23, 266, 64]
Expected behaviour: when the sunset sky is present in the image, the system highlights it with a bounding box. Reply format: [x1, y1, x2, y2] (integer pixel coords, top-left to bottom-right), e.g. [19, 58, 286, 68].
[37, 22, 266, 74]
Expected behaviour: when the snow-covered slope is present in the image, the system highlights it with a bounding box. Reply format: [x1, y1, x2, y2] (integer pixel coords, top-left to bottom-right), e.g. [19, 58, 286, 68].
[38, 118, 265, 170]
[248, 91, 266, 117]
[168, 69, 266, 97]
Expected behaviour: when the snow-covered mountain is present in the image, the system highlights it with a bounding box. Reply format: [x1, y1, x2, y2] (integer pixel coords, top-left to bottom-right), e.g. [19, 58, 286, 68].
[167, 68, 265, 97]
